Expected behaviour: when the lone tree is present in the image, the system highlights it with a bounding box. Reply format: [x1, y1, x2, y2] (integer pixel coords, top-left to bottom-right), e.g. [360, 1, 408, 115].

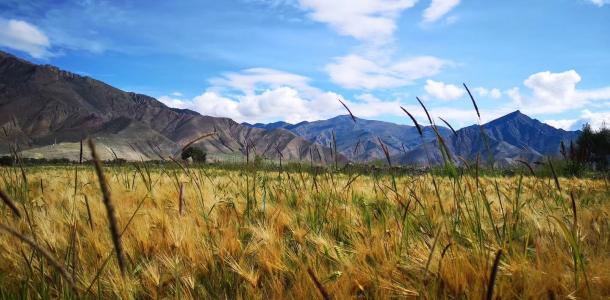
[181, 147, 207, 163]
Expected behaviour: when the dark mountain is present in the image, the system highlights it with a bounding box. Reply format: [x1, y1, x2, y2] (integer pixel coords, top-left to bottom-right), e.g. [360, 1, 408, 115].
[248, 111, 580, 166]
[396, 111, 580, 166]
[462, 110, 579, 155]
[0, 50, 342, 163]
[449, 110, 579, 165]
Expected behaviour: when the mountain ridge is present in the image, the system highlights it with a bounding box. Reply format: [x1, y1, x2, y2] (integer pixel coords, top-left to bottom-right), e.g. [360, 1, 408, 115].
[0, 50, 342, 164]
[245, 110, 580, 166]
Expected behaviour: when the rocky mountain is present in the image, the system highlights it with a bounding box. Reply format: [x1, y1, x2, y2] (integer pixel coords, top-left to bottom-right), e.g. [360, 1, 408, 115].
[0, 51, 341, 163]
[248, 111, 580, 166]
[246, 115, 452, 161]
[443, 110, 580, 166]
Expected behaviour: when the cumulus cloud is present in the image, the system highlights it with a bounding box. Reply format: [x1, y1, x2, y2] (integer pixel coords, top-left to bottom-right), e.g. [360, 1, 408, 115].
[159, 68, 343, 123]
[422, 0, 461, 23]
[0, 18, 51, 58]
[524, 70, 581, 107]
[422, 81, 502, 101]
[298, 0, 417, 43]
[161, 68, 609, 130]
[161, 88, 344, 124]
[158, 63, 523, 128]
[424, 80, 464, 100]
[158, 66, 493, 125]
[326, 54, 450, 89]
[508, 70, 610, 115]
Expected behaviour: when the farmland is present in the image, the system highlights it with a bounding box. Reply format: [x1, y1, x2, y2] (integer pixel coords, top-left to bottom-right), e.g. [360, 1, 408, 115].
[0, 159, 608, 299]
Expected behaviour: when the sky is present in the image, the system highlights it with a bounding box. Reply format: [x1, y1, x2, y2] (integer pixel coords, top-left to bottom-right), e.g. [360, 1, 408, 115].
[1, 0, 609, 130]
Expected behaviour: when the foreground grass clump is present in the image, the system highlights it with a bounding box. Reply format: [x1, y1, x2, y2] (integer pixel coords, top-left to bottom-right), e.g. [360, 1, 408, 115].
[0, 164, 608, 299]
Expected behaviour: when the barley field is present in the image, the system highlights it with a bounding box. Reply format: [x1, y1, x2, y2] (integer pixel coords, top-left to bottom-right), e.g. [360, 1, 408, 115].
[0, 160, 609, 299]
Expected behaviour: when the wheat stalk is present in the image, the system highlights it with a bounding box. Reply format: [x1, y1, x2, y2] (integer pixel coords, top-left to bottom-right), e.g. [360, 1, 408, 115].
[0, 189, 21, 218]
[88, 139, 126, 276]
[400, 107, 423, 136]
[307, 267, 330, 300]
[0, 224, 78, 293]
[337, 98, 356, 123]
[486, 249, 503, 300]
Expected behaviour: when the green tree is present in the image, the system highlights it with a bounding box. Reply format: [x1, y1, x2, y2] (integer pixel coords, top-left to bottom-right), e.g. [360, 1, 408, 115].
[181, 147, 207, 163]
[571, 123, 610, 171]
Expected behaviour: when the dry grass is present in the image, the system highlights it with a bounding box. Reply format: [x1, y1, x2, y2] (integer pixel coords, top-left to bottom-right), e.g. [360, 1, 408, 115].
[0, 165, 609, 299]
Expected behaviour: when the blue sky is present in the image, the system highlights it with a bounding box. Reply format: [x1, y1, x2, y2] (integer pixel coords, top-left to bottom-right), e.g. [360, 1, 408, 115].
[1, 0, 609, 129]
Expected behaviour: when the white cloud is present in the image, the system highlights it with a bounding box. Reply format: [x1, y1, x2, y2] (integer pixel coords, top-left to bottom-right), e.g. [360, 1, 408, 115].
[524, 70, 581, 106]
[297, 1, 454, 92]
[489, 88, 502, 99]
[508, 70, 610, 115]
[589, 0, 609, 7]
[326, 54, 450, 89]
[473, 87, 502, 99]
[191, 91, 243, 120]
[422, 0, 460, 23]
[159, 96, 189, 109]
[579, 110, 610, 130]
[159, 68, 343, 123]
[350, 94, 502, 127]
[544, 119, 578, 130]
[159, 67, 508, 127]
[545, 110, 610, 131]
[298, 0, 417, 43]
[424, 79, 464, 100]
[162, 88, 344, 124]
[210, 68, 313, 93]
[159, 67, 470, 124]
[171, 92, 183, 97]
[506, 87, 523, 105]
[0, 18, 51, 58]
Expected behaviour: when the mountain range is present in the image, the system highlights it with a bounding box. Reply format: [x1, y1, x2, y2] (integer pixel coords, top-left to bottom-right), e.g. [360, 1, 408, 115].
[0, 51, 340, 163]
[244, 116, 452, 162]
[245, 111, 580, 167]
[0, 50, 580, 166]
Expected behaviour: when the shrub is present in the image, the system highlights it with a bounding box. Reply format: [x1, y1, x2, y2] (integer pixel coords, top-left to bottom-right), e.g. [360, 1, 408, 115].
[181, 147, 207, 163]
[0, 156, 14, 166]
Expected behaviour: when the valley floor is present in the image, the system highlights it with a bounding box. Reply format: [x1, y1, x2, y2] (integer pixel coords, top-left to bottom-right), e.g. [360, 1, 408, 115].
[0, 165, 609, 299]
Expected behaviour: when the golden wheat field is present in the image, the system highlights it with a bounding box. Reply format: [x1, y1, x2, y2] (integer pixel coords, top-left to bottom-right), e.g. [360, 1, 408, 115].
[0, 163, 609, 299]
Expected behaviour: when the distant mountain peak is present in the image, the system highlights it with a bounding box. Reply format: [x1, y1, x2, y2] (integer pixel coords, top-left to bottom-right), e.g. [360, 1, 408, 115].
[506, 109, 523, 117]
[327, 114, 359, 122]
[486, 110, 534, 126]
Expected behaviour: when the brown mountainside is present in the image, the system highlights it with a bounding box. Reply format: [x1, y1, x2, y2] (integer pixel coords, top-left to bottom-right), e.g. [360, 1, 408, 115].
[0, 51, 340, 163]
